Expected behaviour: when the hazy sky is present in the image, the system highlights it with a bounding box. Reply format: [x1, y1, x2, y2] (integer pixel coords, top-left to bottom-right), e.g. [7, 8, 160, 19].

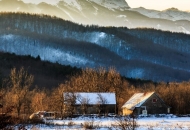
[22, 0, 190, 11]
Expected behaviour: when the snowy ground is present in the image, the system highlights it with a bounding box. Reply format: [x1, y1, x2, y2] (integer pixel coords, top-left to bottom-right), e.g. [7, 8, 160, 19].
[137, 117, 190, 130]
[25, 115, 190, 130]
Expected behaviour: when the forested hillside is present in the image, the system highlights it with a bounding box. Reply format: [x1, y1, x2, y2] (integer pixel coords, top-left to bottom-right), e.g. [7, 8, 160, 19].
[0, 52, 80, 89]
[0, 12, 190, 82]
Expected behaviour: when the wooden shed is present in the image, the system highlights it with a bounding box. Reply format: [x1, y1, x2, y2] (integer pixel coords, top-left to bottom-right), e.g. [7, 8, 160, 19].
[122, 92, 170, 116]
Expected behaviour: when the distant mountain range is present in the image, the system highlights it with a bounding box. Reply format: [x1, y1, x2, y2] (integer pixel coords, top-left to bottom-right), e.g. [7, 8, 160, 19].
[0, 0, 190, 34]
[130, 7, 190, 22]
[0, 13, 190, 82]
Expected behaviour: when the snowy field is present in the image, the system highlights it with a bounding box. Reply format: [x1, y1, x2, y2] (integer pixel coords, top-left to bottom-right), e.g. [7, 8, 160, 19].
[24, 115, 190, 130]
[137, 117, 190, 130]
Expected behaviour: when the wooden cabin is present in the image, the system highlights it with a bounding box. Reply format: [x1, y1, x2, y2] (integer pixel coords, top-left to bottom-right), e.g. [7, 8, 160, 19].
[122, 92, 170, 116]
[64, 92, 116, 115]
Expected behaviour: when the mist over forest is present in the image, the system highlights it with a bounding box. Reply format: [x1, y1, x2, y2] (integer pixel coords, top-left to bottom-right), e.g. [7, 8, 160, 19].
[0, 13, 190, 82]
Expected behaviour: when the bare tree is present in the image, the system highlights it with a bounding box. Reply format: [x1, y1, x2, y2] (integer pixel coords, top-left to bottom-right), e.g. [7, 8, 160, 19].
[0, 86, 14, 129]
[49, 84, 66, 119]
[31, 89, 48, 113]
[63, 92, 77, 117]
[106, 67, 123, 114]
[96, 94, 108, 115]
[77, 94, 91, 115]
[8, 67, 34, 117]
[0, 69, 2, 88]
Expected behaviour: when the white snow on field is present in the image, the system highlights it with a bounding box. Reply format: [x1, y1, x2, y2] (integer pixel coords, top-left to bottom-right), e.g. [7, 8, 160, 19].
[29, 116, 190, 130]
[137, 117, 190, 130]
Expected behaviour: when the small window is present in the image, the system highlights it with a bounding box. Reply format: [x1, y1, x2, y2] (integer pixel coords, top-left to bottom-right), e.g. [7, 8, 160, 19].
[152, 98, 157, 103]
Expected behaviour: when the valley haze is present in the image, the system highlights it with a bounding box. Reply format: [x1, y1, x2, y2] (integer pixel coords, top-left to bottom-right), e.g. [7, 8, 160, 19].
[23, 0, 190, 11]
[0, 13, 190, 82]
[0, 0, 190, 82]
[0, 0, 190, 34]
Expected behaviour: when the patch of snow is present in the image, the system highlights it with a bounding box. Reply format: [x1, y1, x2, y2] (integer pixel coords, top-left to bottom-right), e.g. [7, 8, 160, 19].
[81, 11, 87, 18]
[117, 15, 127, 18]
[179, 26, 190, 34]
[16, 7, 20, 10]
[93, 6, 98, 15]
[138, 117, 190, 130]
[129, 7, 160, 18]
[157, 24, 161, 28]
[91, 32, 107, 44]
[90, 0, 129, 10]
[62, 9, 75, 20]
[23, 0, 60, 5]
[120, 8, 124, 11]
[62, 0, 82, 11]
[1, 34, 14, 40]
[99, 32, 106, 38]
[40, 48, 88, 65]
[128, 68, 144, 79]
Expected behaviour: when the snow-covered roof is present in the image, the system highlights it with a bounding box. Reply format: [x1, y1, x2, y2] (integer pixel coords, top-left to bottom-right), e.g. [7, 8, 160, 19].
[64, 93, 116, 105]
[122, 92, 155, 110]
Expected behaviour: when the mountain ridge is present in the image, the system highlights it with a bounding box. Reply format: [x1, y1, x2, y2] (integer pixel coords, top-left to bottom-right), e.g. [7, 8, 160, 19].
[0, 13, 190, 82]
[0, 0, 189, 34]
[130, 7, 190, 22]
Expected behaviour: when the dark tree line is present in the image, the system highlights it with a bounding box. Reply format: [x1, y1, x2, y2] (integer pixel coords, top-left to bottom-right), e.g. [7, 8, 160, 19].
[0, 52, 80, 89]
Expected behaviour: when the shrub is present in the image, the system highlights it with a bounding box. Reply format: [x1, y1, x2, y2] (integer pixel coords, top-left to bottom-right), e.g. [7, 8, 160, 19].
[29, 118, 44, 124]
[83, 120, 98, 129]
[0, 114, 12, 129]
[68, 121, 75, 127]
[113, 116, 138, 130]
